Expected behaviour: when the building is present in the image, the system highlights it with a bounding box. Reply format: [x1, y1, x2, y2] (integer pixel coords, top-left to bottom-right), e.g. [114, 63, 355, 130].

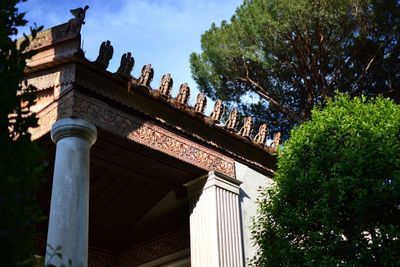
[25, 7, 278, 267]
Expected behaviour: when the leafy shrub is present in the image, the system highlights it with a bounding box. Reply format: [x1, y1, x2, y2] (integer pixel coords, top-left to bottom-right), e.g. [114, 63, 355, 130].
[252, 94, 400, 266]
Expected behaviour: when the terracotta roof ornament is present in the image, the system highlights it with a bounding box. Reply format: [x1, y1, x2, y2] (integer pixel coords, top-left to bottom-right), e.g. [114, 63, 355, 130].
[139, 64, 154, 87]
[270, 132, 281, 151]
[253, 124, 268, 145]
[225, 108, 239, 131]
[66, 5, 89, 35]
[94, 40, 113, 69]
[194, 93, 207, 114]
[159, 73, 173, 97]
[176, 83, 190, 105]
[238, 116, 253, 138]
[117, 52, 134, 79]
[210, 100, 224, 123]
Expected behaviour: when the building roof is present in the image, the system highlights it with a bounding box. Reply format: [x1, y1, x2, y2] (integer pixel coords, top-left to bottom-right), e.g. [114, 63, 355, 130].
[24, 6, 277, 176]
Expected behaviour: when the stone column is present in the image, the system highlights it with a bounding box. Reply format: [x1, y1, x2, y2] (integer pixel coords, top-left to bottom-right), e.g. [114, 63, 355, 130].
[45, 118, 97, 267]
[185, 171, 244, 267]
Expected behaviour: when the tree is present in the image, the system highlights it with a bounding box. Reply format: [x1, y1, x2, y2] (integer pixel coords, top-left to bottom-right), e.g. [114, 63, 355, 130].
[0, 1, 43, 266]
[251, 94, 400, 266]
[190, 0, 400, 136]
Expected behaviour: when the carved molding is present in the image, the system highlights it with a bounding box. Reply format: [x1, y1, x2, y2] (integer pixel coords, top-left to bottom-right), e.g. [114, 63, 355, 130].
[72, 93, 236, 177]
[31, 90, 74, 140]
[118, 228, 190, 266]
[25, 64, 76, 92]
[88, 250, 120, 267]
[22, 22, 80, 52]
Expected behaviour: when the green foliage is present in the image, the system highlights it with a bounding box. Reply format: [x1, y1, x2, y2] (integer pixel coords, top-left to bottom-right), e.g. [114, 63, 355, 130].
[190, 0, 400, 136]
[45, 245, 73, 267]
[0, 1, 44, 266]
[251, 94, 400, 266]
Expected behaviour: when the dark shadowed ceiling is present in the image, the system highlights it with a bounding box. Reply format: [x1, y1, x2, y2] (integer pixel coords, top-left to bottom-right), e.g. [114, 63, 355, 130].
[37, 127, 206, 253]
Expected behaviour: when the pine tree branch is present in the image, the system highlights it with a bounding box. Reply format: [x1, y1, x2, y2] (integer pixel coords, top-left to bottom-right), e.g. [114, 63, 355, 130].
[238, 63, 303, 123]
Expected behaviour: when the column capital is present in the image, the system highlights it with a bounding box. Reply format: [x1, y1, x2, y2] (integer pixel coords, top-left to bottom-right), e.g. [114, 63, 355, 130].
[51, 118, 97, 145]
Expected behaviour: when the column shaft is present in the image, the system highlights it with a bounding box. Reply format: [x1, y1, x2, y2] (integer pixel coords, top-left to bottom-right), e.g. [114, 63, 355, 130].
[45, 118, 97, 267]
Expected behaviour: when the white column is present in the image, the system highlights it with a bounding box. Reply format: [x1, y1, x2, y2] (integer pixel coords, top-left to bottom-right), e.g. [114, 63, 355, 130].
[45, 118, 97, 267]
[185, 171, 244, 267]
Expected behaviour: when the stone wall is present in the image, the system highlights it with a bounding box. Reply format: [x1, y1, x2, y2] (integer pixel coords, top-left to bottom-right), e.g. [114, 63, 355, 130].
[235, 161, 273, 264]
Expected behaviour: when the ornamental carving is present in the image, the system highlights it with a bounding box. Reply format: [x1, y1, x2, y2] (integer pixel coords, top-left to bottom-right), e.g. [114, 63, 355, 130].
[25, 6, 87, 51]
[117, 52, 134, 79]
[138, 64, 154, 87]
[66, 6, 89, 35]
[88, 250, 119, 267]
[194, 93, 207, 114]
[270, 132, 281, 151]
[176, 83, 190, 105]
[119, 228, 189, 266]
[159, 73, 173, 97]
[238, 116, 253, 138]
[253, 123, 268, 145]
[24, 65, 76, 92]
[225, 108, 239, 131]
[95, 40, 113, 69]
[72, 94, 236, 178]
[30, 91, 75, 140]
[210, 100, 224, 122]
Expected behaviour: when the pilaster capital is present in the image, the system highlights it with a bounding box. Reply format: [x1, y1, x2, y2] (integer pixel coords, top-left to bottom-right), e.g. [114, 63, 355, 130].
[51, 118, 97, 145]
[185, 171, 242, 196]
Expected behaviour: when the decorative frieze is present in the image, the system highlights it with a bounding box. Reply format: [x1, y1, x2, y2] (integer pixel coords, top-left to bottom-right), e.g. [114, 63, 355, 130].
[119, 228, 190, 266]
[72, 94, 236, 177]
[30, 90, 75, 140]
[24, 64, 76, 93]
[88, 250, 120, 267]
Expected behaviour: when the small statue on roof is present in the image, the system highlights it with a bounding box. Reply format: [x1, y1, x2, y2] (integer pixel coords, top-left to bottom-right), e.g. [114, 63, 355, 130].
[253, 124, 268, 145]
[66, 5, 89, 34]
[210, 100, 224, 122]
[270, 132, 281, 150]
[139, 64, 154, 87]
[159, 73, 173, 96]
[95, 40, 113, 69]
[225, 108, 239, 131]
[176, 83, 190, 105]
[117, 52, 134, 79]
[239, 116, 253, 137]
[194, 93, 207, 114]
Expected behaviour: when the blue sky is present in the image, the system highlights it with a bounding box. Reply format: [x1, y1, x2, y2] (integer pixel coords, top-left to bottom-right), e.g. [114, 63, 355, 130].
[18, 0, 243, 110]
